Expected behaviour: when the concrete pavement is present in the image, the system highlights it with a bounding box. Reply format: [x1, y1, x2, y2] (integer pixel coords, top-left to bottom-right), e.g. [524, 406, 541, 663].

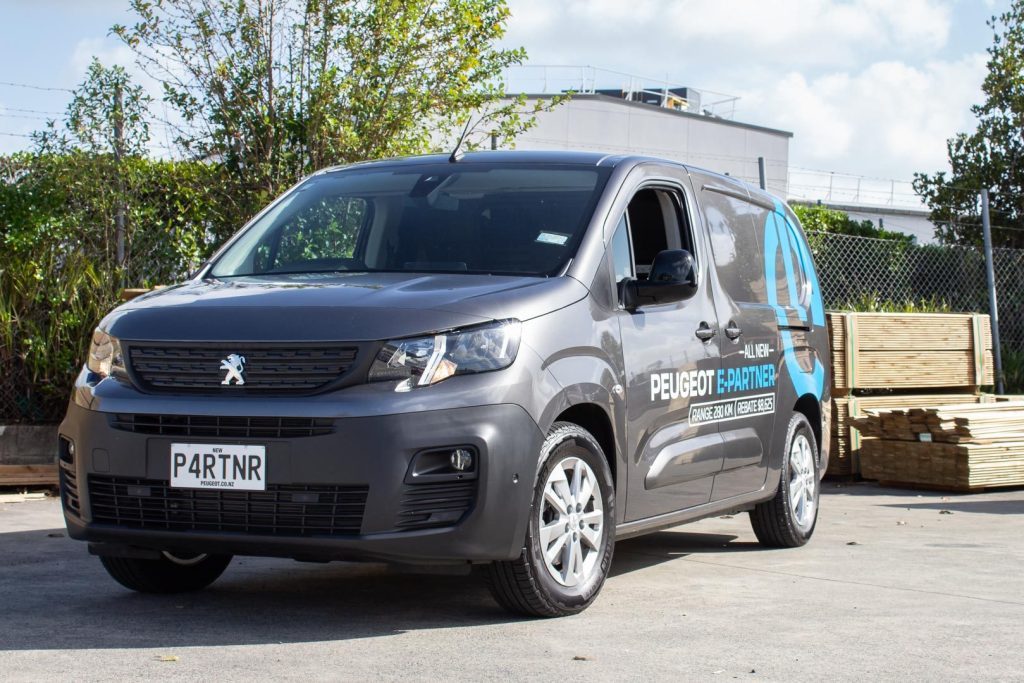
[1, 483, 1022, 681]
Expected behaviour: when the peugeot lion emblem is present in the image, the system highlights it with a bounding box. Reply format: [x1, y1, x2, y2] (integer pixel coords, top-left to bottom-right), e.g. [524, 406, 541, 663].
[220, 354, 247, 386]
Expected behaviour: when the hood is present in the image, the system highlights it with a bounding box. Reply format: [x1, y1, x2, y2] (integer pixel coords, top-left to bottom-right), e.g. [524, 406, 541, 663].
[104, 272, 589, 342]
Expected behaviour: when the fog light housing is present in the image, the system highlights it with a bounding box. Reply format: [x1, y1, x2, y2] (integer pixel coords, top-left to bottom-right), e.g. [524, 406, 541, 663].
[450, 448, 473, 472]
[59, 437, 75, 464]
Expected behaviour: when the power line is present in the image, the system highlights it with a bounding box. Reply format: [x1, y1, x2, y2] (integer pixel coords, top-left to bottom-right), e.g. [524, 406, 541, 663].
[0, 80, 72, 93]
[0, 131, 34, 138]
[0, 113, 53, 121]
[0, 106, 64, 116]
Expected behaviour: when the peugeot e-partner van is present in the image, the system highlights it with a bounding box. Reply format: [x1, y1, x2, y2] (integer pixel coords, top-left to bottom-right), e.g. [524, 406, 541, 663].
[59, 151, 831, 617]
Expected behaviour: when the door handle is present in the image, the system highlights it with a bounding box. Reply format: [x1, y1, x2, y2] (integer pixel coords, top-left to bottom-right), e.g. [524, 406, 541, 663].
[724, 321, 743, 340]
[695, 322, 716, 342]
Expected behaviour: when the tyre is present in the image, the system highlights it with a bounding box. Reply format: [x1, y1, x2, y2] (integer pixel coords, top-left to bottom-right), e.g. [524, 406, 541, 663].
[100, 552, 232, 594]
[485, 422, 615, 617]
[750, 412, 820, 548]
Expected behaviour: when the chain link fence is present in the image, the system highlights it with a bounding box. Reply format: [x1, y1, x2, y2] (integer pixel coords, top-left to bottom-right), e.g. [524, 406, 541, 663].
[807, 231, 1024, 351]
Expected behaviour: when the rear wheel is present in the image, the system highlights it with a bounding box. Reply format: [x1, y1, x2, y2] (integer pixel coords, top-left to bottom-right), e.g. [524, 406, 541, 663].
[750, 412, 819, 548]
[485, 422, 615, 617]
[100, 552, 232, 593]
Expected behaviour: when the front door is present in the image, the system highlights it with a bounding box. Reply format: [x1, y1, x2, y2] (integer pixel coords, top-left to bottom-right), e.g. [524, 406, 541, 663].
[608, 173, 724, 522]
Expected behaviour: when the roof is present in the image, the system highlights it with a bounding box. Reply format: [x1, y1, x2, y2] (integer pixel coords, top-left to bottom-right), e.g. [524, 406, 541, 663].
[509, 93, 794, 138]
[318, 150, 786, 207]
[321, 150, 632, 172]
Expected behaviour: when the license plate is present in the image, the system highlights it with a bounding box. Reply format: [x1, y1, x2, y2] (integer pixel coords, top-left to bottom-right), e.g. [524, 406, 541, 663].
[170, 443, 266, 491]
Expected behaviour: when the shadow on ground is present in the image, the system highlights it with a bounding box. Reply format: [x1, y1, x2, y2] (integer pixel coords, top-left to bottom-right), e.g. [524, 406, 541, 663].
[881, 499, 1024, 515]
[0, 523, 753, 651]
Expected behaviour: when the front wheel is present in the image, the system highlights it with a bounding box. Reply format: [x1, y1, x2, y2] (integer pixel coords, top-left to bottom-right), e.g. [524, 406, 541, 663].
[485, 422, 615, 617]
[749, 412, 820, 548]
[100, 552, 232, 593]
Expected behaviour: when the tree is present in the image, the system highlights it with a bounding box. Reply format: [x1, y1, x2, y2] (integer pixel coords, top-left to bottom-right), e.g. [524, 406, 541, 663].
[791, 204, 915, 244]
[34, 58, 151, 157]
[913, 1, 1024, 249]
[113, 0, 544, 217]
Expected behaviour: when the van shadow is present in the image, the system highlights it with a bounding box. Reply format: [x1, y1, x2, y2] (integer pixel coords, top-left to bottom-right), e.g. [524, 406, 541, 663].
[611, 530, 755, 577]
[0, 525, 754, 651]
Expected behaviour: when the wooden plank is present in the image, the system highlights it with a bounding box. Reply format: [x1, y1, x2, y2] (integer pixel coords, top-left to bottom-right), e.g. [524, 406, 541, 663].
[0, 464, 58, 486]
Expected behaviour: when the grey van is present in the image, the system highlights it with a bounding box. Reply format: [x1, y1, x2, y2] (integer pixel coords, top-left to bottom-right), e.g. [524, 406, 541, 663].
[59, 151, 831, 617]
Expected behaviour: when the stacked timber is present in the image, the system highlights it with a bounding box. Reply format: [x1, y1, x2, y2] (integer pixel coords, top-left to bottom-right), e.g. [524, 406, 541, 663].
[828, 393, 986, 476]
[825, 311, 996, 477]
[828, 312, 994, 392]
[853, 401, 1024, 491]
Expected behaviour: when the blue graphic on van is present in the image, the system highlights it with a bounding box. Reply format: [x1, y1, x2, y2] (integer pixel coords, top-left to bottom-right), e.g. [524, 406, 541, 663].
[763, 200, 825, 400]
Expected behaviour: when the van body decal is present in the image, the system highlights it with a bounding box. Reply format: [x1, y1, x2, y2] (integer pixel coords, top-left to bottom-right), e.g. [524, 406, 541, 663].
[764, 200, 825, 400]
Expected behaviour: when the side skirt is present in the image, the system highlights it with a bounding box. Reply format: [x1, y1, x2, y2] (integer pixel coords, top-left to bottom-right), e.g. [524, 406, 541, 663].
[614, 487, 774, 541]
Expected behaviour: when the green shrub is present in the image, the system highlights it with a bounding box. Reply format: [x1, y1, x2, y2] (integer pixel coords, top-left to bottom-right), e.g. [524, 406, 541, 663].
[0, 152, 247, 422]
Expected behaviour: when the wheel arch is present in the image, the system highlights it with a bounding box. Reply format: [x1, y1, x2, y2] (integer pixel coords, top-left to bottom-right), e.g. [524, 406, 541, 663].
[793, 393, 822, 460]
[553, 402, 617, 487]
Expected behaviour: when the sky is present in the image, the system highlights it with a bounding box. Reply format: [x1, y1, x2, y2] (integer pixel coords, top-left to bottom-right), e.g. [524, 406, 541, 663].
[0, 0, 1009, 184]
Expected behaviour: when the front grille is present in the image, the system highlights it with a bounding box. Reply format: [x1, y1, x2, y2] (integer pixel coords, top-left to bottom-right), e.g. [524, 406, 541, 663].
[88, 476, 368, 537]
[109, 413, 334, 439]
[60, 462, 81, 517]
[396, 480, 477, 530]
[126, 343, 360, 394]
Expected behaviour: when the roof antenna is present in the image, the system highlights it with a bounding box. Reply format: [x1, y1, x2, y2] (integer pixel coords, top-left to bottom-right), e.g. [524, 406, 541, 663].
[449, 117, 474, 163]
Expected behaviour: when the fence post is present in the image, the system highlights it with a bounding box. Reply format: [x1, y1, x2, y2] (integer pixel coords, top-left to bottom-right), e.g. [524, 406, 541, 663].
[114, 83, 125, 268]
[981, 189, 1005, 393]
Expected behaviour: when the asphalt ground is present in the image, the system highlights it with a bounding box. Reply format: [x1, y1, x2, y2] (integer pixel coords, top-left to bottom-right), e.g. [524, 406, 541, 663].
[1, 483, 1022, 681]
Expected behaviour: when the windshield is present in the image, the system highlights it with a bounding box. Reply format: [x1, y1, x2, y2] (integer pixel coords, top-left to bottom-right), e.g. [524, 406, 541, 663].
[210, 163, 612, 278]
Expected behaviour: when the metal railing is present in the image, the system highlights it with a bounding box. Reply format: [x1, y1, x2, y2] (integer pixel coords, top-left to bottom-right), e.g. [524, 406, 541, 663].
[502, 65, 741, 119]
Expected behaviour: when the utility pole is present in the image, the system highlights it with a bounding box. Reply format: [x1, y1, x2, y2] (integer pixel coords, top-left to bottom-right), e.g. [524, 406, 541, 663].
[757, 157, 767, 191]
[980, 189, 1004, 393]
[113, 83, 126, 268]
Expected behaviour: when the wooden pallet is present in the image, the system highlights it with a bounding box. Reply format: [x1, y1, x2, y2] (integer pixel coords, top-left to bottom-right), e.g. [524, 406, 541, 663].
[828, 312, 994, 392]
[0, 464, 58, 487]
[827, 393, 985, 477]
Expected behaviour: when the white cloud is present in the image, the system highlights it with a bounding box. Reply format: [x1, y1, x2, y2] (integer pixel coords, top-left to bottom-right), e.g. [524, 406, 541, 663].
[504, 0, 953, 73]
[69, 37, 138, 77]
[502, 0, 983, 180]
[749, 53, 987, 178]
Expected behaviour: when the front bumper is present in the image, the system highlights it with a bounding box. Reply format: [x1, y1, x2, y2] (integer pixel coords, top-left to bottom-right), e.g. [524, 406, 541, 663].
[58, 398, 543, 564]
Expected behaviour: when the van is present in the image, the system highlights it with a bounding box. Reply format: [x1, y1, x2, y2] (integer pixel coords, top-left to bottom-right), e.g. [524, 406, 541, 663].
[59, 151, 831, 617]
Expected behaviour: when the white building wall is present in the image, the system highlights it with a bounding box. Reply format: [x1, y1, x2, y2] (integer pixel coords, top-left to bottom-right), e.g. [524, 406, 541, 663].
[507, 95, 792, 196]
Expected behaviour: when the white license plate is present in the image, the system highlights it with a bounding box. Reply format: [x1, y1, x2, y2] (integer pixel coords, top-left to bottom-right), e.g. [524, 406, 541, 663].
[170, 443, 266, 491]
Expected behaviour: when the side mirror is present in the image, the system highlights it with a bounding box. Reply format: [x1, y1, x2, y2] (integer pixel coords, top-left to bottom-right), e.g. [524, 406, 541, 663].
[623, 249, 698, 311]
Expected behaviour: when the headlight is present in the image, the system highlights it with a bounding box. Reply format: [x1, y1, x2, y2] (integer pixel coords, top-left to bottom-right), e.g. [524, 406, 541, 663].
[369, 320, 521, 389]
[86, 329, 124, 378]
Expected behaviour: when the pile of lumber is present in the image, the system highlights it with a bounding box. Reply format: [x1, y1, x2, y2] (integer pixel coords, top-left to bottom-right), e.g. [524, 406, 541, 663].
[826, 311, 996, 478]
[829, 312, 994, 392]
[827, 393, 986, 477]
[854, 401, 1024, 491]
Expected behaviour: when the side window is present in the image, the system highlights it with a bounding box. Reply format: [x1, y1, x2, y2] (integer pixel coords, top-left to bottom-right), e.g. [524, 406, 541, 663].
[610, 214, 634, 286]
[701, 187, 768, 304]
[622, 187, 695, 279]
